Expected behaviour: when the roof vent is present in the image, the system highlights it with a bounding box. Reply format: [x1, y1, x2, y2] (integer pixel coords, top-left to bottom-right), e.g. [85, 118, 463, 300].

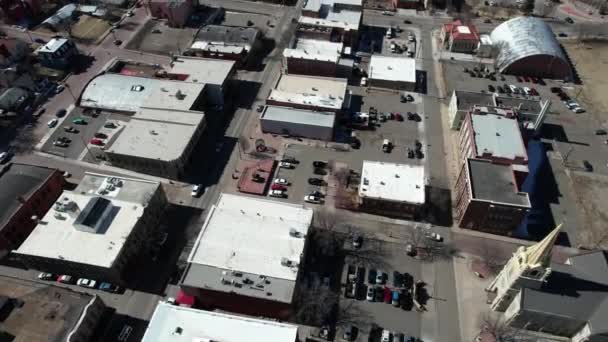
[380, 181, 385, 185]
[174, 327, 183, 335]
[289, 228, 302, 238]
[395, 174, 400, 178]
[175, 90, 185, 100]
[150, 130, 158, 135]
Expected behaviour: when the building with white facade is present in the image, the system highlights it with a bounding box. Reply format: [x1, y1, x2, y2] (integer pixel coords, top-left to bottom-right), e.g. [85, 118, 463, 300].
[267, 74, 350, 112]
[260, 106, 336, 140]
[367, 55, 417, 91]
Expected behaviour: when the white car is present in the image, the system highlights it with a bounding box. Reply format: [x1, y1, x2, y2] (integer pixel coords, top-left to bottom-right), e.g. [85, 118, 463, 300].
[366, 287, 374, 301]
[304, 195, 322, 204]
[279, 161, 295, 169]
[572, 107, 586, 113]
[523, 86, 531, 95]
[376, 271, 386, 284]
[360, 77, 367, 87]
[54, 84, 65, 94]
[0, 152, 9, 164]
[37, 272, 55, 281]
[381, 329, 391, 342]
[191, 184, 203, 197]
[274, 178, 289, 186]
[426, 232, 443, 242]
[77, 278, 97, 288]
[269, 189, 286, 198]
[48, 118, 58, 128]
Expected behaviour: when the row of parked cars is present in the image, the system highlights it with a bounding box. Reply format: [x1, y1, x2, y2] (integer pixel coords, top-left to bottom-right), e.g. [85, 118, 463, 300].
[37, 272, 122, 293]
[270, 158, 328, 204]
[551, 87, 586, 113]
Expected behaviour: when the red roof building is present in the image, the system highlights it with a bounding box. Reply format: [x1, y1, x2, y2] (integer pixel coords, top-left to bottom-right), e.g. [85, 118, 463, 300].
[441, 20, 480, 54]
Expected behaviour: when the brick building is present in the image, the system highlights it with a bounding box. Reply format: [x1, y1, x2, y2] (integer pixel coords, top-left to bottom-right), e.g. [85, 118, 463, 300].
[283, 39, 344, 77]
[267, 74, 350, 113]
[454, 158, 531, 234]
[441, 20, 480, 54]
[147, 0, 193, 27]
[0, 163, 63, 259]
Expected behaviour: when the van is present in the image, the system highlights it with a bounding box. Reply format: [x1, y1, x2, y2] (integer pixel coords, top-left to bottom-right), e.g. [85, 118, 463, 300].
[382, 139, 392, 153]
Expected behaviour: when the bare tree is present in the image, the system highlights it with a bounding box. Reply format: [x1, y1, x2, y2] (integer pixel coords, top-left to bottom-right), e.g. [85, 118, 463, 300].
[334, 167, 350, 187]
[478, 311, 531, 342]
[294, 283, 339, 326]
[406, 227, 458, 262]
[315, 208, 341, 231]
[478, 240, 507, 276]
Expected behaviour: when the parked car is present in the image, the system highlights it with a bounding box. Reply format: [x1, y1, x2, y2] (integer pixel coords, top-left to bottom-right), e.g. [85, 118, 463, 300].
[360, 77, 367, 86]
[375, 285, 384, 301]
[269, 189, 287, 198]
[406, 243, 416, 256]
[376, 271, 386, 284]
[368, 269, 377, 284]
[394, 113, 404, 121]
[565, 16, 574, 24]
[104, 122, 117, 129]
[382, 139, 393, 153]
[406, 94, 414, 102]
[516, 76, 523, 82]
[313, 161, 327, 168]
[304, 195, 322, 204]
[426, 232, 443, 242]
[523, 86, 531, 95]
[382, 10, 394, 15]
[281, 157, 299, 164]
[366, 286, 375, 301]
[392, 290, 400, 306]
[37, 272, 56, 281]
[53, 140, 69, 147]
[343, 325, 357, 341]
[191, 184, 203, 197]
[279, 161, 295, 169]
[393, 271, 404, 287]
[595, 129, 607, 135]
[48, 118, 58, 128]
[352, 234, 362, 249]
[34, 38, 46, 44]
[99, 282, 122, 293]
[496, 85, 504, 93]
[57, 275, 74, 284]
[572, 107, 586, 113]
[550, 87, 562, 93]
[72, 118, 87, 125]
[54, 84, 65, 94]
[94, 132, 108, 139]
[126, 9, 134, 16]
[77, 278, 97, 288]
[90, 138, 104, 146]
[274, 178, 289, 186]
[63, 126, 78, 133]
[308, 178, 326, 186]
[0, 152, 11, 164]
[583, 160, 593, 171]
[271, 183, 287, 191]
[381, 329, 391, 342]
[57, 136, 71, 143]
[383, 287, 391, 303]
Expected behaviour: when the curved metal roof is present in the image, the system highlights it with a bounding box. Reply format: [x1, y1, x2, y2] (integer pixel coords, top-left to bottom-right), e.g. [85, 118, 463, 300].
[490, 17, 569, 75]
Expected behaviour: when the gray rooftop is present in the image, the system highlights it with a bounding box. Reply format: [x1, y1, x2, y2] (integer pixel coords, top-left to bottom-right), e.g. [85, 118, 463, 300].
[470, 114, 527, 161]
[467, 159, 530, 207]
[521, 251, 608, 335]
[74, 172, 161, 205]
[0, 163, 58, 229]
[261, 106, 336, 128]
[494, 96, 542, 114]
[454, 91, 495, 110]
[0, 275, 96, 342]
[193, 25, 259, 46]
[80, 74, 160, 113]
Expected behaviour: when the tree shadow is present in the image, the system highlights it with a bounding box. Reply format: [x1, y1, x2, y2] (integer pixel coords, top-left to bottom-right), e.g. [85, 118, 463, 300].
[424, 186, 453, 227]
[70, 54, 97, 75]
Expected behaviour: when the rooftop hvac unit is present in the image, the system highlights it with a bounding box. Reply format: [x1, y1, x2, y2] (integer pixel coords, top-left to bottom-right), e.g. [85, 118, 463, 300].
[289, 228, 302, 238]
[281, 258, 297, 267]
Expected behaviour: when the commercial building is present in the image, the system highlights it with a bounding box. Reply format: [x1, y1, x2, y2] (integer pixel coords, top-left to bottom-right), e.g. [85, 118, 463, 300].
[477, 34, 495, 58]
[0, 87, 33, 125]
[440, 20, 480, 53]
[105, 81, 207, 179]
[298, 0, 362, 49]
[260, 105, 335, 140]
[180, 193, 313, 319]
[143, 301, 299, 342]
[0, 163, 64, 259]
[367, 55, 416, 90]
[0, 37, 29, 68]
[188, 25, 261, 67]
[491, 17, 572, 79]
[283, 39, 349, 77]
[0, 275, 106, 342]
[301, 0, 363, 16]
[459, 111, 528, 165]
[0, 0, 41, 24]
[454, 158, 530, 234]
[487, 226, 608, 341]
[147, 0, 193, 27]
[448, 90, 550, 132]
[393, 0, 420, 9]
[35, 38, 78, 69]
[267, 74, 350, 112]
[358, 161, 426, 219]
[14, 173, 168, 285]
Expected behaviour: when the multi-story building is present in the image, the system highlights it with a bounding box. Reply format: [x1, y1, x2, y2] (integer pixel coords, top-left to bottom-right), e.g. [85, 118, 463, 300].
[35, 38, 78, 69]
[14, 173, 168, 285]
[267, 74, 350, 113]
[459, 110, 528, 165]
[367, 55, 417, 91]
[283, 39, 347, 77]
[188, 25, 261, 68]
[358, 161, 426, 219]
[0, 163, 64, 259]
[441, 20, 480, 54]
[0, 275, 106, 342]
[454, 158, 530, 234]
[147, 0, 193, 27]
[487, 225, 608, 341]
[0, 37, 29, 67]
[143, 302, 300, 342]
[260, 106, 335, 140]
[298, 0, 362, 49]
[180, 193, 313, 320]
[393, 0, 420, 9]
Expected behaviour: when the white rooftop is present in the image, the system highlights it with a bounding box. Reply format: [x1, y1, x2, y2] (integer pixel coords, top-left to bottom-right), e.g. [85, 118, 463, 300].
[16, 175, 160, 268]
[141, 81, 206, 112]
[268, 74, 348, 110]
[262, 106, 336, 128]
[188, 193, 313, 281]
[298, 12, 361, 30]
[142, 302, 299, 342]
[368, 55, 416, 83]
[359, 161, 425, 204]
[168, 56, 234, 86]
[480, 34, 493, 44]
[283, 39, 343, 63]
[106, 115, 203, 162]
[303, 0, 322, 11]
[190, 41, 247, 54]
[456, 26, 471, 34]
[37, 38, 69, 54]
[329, 0, 363, 5]
[471, 114, 527, 161]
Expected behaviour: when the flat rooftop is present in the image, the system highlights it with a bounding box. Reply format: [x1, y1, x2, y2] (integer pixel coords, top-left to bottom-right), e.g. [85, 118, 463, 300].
[0, 276, 96, 342]
[368, 55, 416, 83]
[142, 302, 299, 342]
[0, 163, 58, 229]
[183, 193, 313, 303]
[494, 96, 543, 114]
[193, 25, 259, 47]
[454, 90, 496, 110]
[468, 158, 531, 207]
[261, 106, 336, 128]
[283, 39, 343, 63]
[106, 115, 203, 162]
[80, 74, 160, 112]
[303, 0, 322, 11]
[359, 161, 425, 204]
[16, 175, 160, 268]
[298, 12, 361, 30]
[471, 114, 527, 161]
[37, 38, 69, 53]
[269, 74, 348, 110]
[141, 81, 206, 112]
[74, 172, 161, 204]
[168, 56, 235, 86]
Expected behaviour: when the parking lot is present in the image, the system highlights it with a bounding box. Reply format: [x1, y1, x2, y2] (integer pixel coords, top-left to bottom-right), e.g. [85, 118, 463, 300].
[336, 238, 423, 341]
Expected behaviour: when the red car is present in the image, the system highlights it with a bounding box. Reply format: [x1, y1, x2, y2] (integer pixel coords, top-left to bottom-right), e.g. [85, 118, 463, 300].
[90, 138, 104, 146]
[394, 113, 404, 121]
[383, 287, 391, 303]
[271, 184, 286, 191]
